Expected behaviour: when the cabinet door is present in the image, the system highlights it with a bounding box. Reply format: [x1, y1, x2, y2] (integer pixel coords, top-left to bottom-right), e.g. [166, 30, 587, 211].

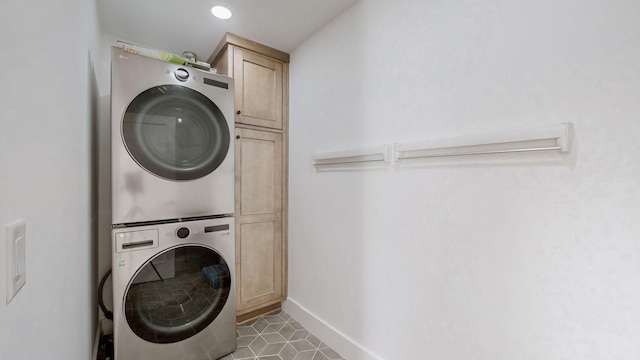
[233, 48, 283, 129]
[235, 128, 283, 313]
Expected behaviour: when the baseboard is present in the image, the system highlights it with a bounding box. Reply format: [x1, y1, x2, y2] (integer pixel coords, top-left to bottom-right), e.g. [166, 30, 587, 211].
[282, 298, 384, 360]
[237, 302, 282, 324]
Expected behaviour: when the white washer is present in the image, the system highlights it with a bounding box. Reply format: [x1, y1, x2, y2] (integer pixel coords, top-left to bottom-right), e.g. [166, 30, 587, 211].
[111, 47, 234, 225]
[112, 217, 236, 360]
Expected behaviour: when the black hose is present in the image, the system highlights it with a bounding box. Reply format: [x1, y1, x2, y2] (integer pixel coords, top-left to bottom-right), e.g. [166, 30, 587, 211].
[99, 269, 113, 320]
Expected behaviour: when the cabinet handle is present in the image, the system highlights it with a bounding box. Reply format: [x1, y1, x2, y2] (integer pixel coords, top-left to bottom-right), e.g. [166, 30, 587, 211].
[236, 135, 241, 139]
[236, 110, 242, 115]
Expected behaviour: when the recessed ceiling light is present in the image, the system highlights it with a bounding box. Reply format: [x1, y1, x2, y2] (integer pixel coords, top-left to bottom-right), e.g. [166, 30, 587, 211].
[211, 6, 232, 19]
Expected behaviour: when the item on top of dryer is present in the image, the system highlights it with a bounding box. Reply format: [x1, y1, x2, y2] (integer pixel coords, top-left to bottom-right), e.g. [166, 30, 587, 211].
[116, 40, 212, 71]
[182, 51, 197, 62]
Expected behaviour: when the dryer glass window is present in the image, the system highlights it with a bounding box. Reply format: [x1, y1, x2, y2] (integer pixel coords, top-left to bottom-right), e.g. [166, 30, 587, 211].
[124, 245, 231, 344]
[122, 85, 230, 181]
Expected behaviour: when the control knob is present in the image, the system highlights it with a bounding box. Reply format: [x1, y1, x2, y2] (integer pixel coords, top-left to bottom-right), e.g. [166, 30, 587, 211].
[176, 227, 190, 239]
[174, 68, 189, 82]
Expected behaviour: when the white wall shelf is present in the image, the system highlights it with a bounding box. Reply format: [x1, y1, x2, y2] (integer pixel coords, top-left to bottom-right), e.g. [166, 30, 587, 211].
[394, 122, 574, 161]
[312, 123, 574, 167]
[312, 145, 391, 166]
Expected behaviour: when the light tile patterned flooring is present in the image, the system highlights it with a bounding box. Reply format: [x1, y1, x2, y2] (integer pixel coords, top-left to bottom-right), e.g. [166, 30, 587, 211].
[219, 310, 345, 360]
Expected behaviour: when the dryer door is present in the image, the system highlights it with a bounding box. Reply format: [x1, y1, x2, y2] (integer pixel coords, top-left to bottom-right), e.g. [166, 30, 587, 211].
[123, 245, 231, 344]
[122, 84, 231, 181]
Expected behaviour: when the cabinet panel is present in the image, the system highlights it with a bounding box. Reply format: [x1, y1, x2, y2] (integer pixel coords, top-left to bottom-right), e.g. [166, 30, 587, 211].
[240, 137, 276, 215]
[234, 48, 283, 129]
[235, 128, 283, 313]
[243, 61, 277, 121]
[238, 221, 279, 301]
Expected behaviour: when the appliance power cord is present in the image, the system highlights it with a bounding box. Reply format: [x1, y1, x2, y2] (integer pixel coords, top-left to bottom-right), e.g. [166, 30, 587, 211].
[99, 269, 113, 320]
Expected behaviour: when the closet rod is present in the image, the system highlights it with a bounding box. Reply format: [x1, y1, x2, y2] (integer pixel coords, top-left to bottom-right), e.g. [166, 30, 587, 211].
[398, 146, 561, 159]
[395, 122, 574, 160]
[316, 158, 386, 165]
[312, 145, 390, 166]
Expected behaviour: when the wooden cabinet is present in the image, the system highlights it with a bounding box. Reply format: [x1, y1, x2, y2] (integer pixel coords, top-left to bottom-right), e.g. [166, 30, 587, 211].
[211, 33, 288, 130]
[233, 48, 284, 129]
[208, 33, 289, 321]
[235, 128, 283, 312]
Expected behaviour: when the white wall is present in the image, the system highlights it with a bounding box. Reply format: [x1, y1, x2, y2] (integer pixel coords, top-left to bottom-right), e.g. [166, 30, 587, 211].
[0, 0, 103, 358]
[287, 0, 640, 359]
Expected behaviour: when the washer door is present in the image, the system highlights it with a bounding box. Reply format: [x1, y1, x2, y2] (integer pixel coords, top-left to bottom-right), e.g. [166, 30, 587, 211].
[124, 245, 231, 344]
[122, 84, 230, 181]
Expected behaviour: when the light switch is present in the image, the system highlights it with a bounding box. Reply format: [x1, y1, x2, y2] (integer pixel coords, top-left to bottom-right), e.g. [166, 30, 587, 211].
[6, 219, 26, 304]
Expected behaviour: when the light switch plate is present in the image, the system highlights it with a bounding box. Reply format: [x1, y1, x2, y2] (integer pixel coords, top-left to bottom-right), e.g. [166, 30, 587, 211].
[6, 219, 26, 304]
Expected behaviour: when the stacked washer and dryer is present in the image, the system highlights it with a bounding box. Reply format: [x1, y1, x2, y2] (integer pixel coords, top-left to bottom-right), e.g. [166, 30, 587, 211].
[110, 46, 236, 360]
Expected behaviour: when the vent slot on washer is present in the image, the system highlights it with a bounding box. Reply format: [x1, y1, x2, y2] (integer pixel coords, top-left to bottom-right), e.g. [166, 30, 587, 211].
[205, 224, 230, 233]
[204, 78, 229, 89]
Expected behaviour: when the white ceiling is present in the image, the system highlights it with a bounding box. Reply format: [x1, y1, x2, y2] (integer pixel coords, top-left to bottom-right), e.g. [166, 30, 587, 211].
[97, 0, 359, 62]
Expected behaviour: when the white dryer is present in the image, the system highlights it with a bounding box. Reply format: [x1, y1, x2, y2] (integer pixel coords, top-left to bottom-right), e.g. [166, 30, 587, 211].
[112, 217, 236, 360]
[111, 47, 234, 225]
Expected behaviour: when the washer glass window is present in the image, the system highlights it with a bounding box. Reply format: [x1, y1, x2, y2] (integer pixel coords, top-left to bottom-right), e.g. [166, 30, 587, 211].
[124, 245, 231, 343]
[122, 85, 230, 181]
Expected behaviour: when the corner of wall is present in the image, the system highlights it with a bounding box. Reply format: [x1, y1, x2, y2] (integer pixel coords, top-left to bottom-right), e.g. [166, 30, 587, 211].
[282, 298, 384, 360]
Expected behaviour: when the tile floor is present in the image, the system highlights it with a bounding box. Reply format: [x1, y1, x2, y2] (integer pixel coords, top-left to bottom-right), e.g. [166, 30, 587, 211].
[219, 310, 345, 360]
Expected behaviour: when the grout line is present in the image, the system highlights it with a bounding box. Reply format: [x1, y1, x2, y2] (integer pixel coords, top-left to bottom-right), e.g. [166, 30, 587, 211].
[223, 310, 345, 360]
